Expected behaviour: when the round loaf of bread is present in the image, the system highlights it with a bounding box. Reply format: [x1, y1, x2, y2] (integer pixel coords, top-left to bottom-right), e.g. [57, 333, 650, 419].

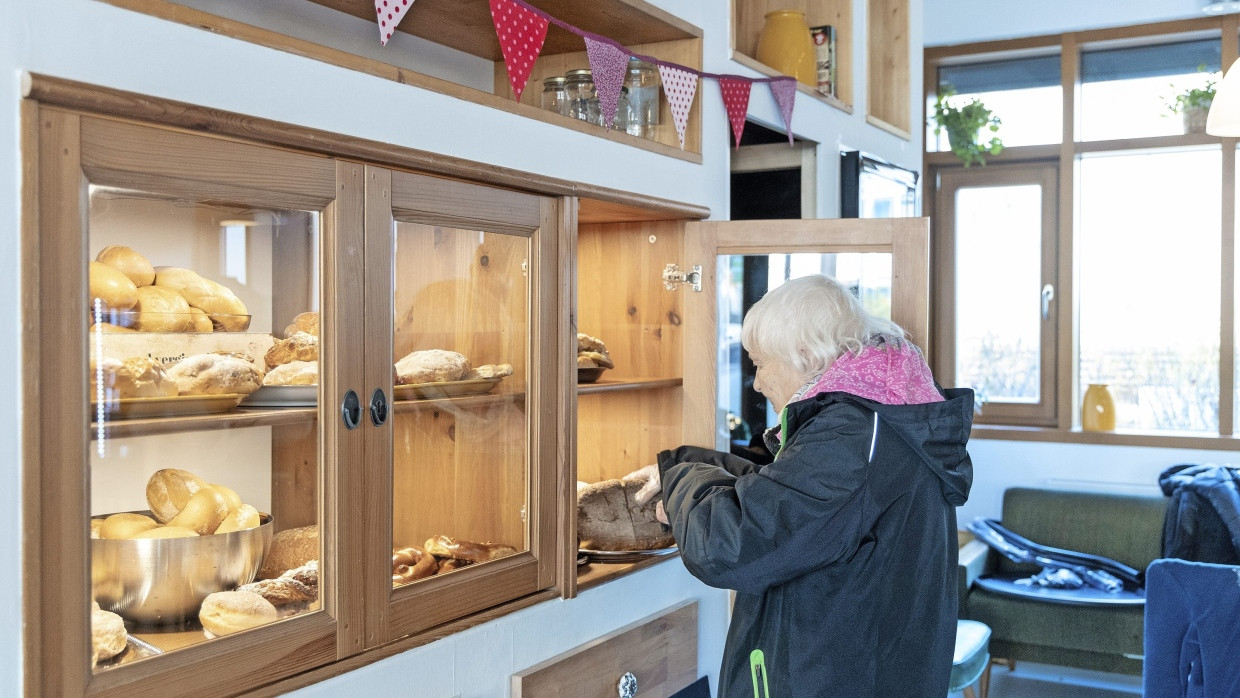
[258, 525, 319, 580]
[263, 360, 318, 386]
[146, 468, 208, 523]
[99, 512, 160, 539]
[167, 486, 230, 535]
[394, 349, 471, 384]
[96, 245, 155, 287]
[89, 261, 138, 311]
[91, 605, 128, 665]
[165, 354, 263, 396]
[216, 503, 261, 534]
[283, 311, 319, 338]
[91, 357, 178, 400]
[131, 526, 199, 539]
[265, 332, 318, 370]
[131, 286, 195, 332]
[199, 590, 277, 637]
[153, 267, 250, 331]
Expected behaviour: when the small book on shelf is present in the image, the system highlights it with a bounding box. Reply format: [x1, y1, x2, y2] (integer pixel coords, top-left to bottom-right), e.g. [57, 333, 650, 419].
[810, 25, 836, 98]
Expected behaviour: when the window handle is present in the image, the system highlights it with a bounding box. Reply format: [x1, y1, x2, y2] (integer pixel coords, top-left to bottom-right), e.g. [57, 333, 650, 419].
[1041, 283, 1055, 320]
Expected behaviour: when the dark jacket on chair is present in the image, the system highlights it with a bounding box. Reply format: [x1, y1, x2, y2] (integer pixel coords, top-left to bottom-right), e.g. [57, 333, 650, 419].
[658, 388, 974, 697]
[1159, 463, 1240, 564]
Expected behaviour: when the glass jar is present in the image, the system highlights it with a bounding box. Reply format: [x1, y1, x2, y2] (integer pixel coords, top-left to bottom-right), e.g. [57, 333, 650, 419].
[613, 86, 631, 133]
[622, 58, 661, 139]
[564, 69, 600, 125]
[540, 76, 569, 116]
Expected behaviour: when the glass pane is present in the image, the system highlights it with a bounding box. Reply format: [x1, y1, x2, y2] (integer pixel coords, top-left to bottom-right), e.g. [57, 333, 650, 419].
[1080, 39, 1221, 142]
[932, 56, 1064, 149]
[390, 223, 528, 586]
[716, 252, 893, 452]
[88, 186, 321, 669]
[954, 184, 1043, 404]
[1079, 148, 1221, 432]
[859, 166, 916, 218]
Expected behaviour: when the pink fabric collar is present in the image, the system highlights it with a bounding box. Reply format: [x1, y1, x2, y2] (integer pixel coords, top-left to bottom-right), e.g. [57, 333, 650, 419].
[798, 341, 944, 406]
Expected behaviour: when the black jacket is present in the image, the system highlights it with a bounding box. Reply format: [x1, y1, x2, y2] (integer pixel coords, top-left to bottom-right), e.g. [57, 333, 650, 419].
[658, 388, 974, 697]
[1159, 463, 1240, 564]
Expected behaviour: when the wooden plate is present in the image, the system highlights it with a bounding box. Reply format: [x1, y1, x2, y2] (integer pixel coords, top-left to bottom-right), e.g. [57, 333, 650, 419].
[577, 367, 606, 383]
[91, 394, 246, 419]
[577, 546, 677, 564]
[392, 377, 502, 400]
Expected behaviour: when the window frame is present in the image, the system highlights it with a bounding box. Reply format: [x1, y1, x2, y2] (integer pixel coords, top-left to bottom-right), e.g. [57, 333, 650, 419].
[925, 15, 1240, 445]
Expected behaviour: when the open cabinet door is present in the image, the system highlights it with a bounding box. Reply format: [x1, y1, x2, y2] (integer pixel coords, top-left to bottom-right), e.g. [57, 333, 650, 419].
[681, 218, 931, 451]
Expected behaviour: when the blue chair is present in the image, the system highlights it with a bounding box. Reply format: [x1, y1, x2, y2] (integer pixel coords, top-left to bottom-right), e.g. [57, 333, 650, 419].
[1143, 558, 1240, 696]
[950, 619, 992, 698]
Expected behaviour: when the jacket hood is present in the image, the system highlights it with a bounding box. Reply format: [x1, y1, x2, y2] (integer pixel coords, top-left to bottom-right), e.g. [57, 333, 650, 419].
[790, 388, 975, 506]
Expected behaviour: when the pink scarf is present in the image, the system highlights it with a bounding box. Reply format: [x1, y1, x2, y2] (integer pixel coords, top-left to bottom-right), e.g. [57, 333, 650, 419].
[797, 340, 944, 407]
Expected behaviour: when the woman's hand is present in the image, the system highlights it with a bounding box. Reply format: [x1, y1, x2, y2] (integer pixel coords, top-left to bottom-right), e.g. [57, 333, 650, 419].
[630, 463, 662, 504]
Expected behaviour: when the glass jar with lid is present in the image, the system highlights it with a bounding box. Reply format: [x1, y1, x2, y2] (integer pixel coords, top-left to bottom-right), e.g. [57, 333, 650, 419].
[564, 69, 601, 125]
[623, 58, 661, 139]
[540, 76, 570, 116]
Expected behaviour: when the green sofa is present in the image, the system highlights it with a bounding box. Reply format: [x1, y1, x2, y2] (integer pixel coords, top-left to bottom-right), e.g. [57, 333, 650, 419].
[958, 487, 1167, 675]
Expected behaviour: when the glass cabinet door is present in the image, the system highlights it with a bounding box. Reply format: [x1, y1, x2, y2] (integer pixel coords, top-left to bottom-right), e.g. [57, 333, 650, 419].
[31, 111, 360, 694]
[366, 167, 563, 641]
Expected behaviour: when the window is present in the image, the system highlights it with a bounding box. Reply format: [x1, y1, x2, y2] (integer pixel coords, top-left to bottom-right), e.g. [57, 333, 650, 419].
[932, 55, 1063, 150]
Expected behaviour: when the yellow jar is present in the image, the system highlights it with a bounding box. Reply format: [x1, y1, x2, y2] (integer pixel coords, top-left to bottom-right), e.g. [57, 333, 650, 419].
[756, 10, 816, 88]
[1081, 384, 1116, 431]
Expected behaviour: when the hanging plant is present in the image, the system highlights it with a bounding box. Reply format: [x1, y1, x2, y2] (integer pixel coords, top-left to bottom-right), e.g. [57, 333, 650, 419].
[931, 85, 1004, 167]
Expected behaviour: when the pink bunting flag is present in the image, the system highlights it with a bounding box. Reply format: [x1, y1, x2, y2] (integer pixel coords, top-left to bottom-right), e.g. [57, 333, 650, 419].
[375, 0, 415, 46]
[769, 77, 797, 145]
[658, 64, 698, 150]
[490, 0, 549, 103]
[584, 37, 629, 130]
[719, 77, 752, 149]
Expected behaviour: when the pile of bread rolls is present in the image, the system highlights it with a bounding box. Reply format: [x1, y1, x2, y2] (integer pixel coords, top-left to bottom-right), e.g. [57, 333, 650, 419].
[90, 468, 262, 540]
[89, 245, 249, 333]
[91, 352, 263, 402]
[200, 560, 319, 637]
[391, 535, 519, 585]
[263, 311, 319, 386]
[577, 332, 614, 370]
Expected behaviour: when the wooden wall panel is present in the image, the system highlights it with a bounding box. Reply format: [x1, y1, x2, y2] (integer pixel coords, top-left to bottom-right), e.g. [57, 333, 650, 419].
[576, 388, 683, 483]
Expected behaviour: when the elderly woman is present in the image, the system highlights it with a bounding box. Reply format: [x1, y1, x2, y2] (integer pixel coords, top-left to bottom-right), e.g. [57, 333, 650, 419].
[654, 274, 973, 697]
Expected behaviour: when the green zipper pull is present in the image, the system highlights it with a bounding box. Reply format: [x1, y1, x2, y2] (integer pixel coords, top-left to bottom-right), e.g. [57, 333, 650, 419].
[749, 648, 770, 698]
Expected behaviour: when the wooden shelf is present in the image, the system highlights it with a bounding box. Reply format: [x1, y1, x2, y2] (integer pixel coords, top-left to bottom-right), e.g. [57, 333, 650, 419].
[577, 377, 682, 395]
[92, 406, 317, 440]
[308, 0, 700, 62]
[575, 552, 680, 591]
[730, 52, 853, 113]
[390, 391, 524, 414]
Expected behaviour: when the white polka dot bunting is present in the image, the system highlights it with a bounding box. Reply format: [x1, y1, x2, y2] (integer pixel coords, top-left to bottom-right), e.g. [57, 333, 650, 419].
[658, 64, 698, 150]
[375, 0, 415, 46]
[489, 0, 549, 102]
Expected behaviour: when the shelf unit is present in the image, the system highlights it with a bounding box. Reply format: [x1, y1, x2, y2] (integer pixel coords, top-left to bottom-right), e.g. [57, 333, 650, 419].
[731, 0, 853, 109]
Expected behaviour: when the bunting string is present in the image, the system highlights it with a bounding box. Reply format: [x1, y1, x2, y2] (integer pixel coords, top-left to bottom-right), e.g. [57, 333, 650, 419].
[377, 0, 797, 148]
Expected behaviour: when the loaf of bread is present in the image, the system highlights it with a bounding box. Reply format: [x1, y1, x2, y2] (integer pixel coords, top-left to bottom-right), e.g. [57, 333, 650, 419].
[165, 353, 263, 396]
[395, 349, 471, 384]
[146, 468, 209, 523]
[263, 360, 318, 386]
[153, 266, 250, 331]
[130, 285, 195, 332]
[91, 604, 128, 665]
[96, 245, 155, 287]
[265, 332, 318, 370]
[89, 260, 138, 312]
[576, 471, 674, 551]
[465, 363, 514, 380]
[283, 311, 319, 338]
[199, 590, 277, 637]
[91, 357, 179, 401]
[258, 525, 319, 580]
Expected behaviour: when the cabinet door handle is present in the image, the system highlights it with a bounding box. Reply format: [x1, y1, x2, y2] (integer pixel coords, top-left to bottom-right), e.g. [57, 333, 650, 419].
[369, 388, 388, 427]
[341, 389, 361, 430]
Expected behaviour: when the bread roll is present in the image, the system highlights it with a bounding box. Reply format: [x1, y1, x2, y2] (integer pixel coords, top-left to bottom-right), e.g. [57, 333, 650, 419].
[131, 285, 195, 332]
[263, 360, 318, 386]
[199, 590, 277, 637]
[394, 349, 471, 384]
[264, 332, 318, 370]
[91, 605, 128, 665]
[132, 526, 199, 539]
[90, 518, 105, 539]
[99, 512, 160, 539]
[283, 311, 319, 338]
[146, 468, 208, 523]
[189, 307, 214, 333]
[91, 357, 178, 400]
[89, 322, 136, 333]
[96, 245, 155, 287]
[154, 267, 250, 331]
[167, 486, 230, 535]
[216, 503, 261, 534]
[165, 354, 263, 396]
[258, 525, 318, 580]
[89, 261, 138, 311]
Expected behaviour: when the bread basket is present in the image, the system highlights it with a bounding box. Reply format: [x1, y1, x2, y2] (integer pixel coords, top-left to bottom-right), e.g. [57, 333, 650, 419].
[91, 511, 273, 626]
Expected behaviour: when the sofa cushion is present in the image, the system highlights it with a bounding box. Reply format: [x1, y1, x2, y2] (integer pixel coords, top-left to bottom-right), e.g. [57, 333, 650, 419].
[967, 586, 1145, 658]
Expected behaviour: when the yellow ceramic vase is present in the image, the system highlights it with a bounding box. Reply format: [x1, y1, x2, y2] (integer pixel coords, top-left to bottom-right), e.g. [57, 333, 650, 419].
[756, 10, 816, 88]
[1081, 383, 1116, 431]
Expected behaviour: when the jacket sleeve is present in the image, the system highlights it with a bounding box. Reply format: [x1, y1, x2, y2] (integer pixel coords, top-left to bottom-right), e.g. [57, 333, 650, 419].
[657, 445, 761, 480]
[661, 403, 873, 595]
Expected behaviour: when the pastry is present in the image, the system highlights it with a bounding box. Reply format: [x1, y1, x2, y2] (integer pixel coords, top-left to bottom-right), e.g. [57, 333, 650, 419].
[130, 285, 195, 332]
[576, 333, 615, 370]
[576, 469, 674, 551]
[99, 512, 159, 539]
[237, 577, 317, 614]
[165, 353, 263, 396]
[279, 560, 319, 589]
[283, 311, 319, 338]
[263, 360, 318, 386]
[392, 546, 438, 585]
[131, 526, 199, 539]
[198, 590, 278, 637]
[145, 468, 209, 523]
[465, 363, 514, 380]
[578, 350, 614, 370]
[96, 245, 155, 287]
[577, 354, 597, 368]
[423, 535, 517, 563]
[215, 503, 261, 534]
[88, 261, 138, 311]
[91, 357, 178, 400]
[167, 486, 229, 535]
[153, 267, 250, 331]
[91, 605, 128, 665]
[258, 525, 319, 580]
[436, 558, 473, 574]
[264, 332, 319, 370]
[394, 349, 471, 384]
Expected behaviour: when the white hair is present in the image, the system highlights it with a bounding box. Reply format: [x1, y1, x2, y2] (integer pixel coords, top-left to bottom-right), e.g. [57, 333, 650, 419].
[740, 274, 906, 376]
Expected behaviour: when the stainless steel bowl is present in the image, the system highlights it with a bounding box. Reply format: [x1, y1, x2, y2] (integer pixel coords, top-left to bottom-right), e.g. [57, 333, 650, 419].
[91, 511, 273, 626]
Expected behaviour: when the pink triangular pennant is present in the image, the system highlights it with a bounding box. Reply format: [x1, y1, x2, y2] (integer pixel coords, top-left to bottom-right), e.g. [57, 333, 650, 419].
[719, 77, 752, 149]
[584, 37, 629, 130]
[375, 0, 415, 46]
[769, 78, 797, 145]
[489, 0, 549, 102]
[658, 64, 698, 150]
